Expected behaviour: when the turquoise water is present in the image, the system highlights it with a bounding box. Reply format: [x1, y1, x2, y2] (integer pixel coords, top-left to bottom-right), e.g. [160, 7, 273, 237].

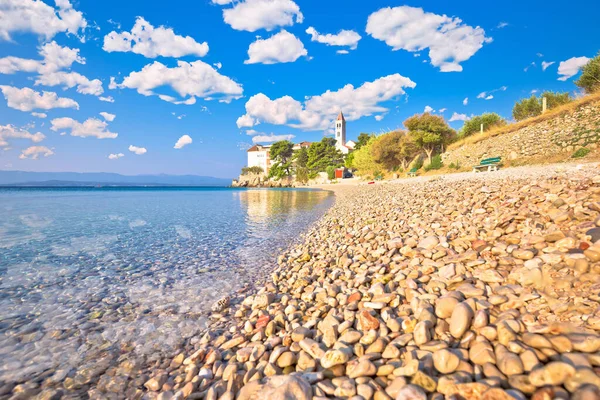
[0, 187, 332, 384]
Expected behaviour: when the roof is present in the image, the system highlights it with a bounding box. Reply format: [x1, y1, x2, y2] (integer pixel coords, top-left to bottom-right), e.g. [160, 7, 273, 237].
[247, 144, 271, 152]
[337, 112, 345, 121]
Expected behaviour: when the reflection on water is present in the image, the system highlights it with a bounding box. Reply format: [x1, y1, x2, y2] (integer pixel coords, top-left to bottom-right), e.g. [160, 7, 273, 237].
[0, 187, 332, 386]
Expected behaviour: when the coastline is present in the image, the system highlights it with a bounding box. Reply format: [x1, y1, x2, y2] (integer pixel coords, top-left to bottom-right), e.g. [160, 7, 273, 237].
[29, 162, 600, 399]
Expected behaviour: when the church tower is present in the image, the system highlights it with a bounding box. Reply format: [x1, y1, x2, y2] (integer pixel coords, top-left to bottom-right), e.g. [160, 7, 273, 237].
[335, 112, 347, 153]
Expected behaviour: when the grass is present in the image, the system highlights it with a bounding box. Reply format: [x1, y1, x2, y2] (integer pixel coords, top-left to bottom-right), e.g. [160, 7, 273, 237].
[448, 91, 600, 151]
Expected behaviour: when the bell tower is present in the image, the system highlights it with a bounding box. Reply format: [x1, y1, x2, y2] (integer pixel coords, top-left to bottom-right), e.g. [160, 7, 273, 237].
[335, 111, 346, 151]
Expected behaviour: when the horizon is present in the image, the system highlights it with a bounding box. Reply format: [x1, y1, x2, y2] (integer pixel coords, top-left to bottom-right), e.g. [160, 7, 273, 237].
[0, 0, 598, 179]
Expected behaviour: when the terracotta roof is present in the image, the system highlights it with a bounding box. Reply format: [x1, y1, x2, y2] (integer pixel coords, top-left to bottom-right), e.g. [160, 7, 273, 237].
[337, 112, 345, 121]
[247, 145, 260, 152]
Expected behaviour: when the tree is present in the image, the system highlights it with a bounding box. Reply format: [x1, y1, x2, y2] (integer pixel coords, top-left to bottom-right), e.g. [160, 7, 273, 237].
[576, 52, 600, 93]
[306, 138, 344, 174]
[354, 133, 374, 150]
[404, 113, 455, 163]
[351, 139, 383, 176]
[370, 130, 417, 170]
[294, 147, 309, 183]
[459, 113, 506, 137]
[512, 91, 573, 121]
[268, 140, 294, 179]
[241, 166, 264, 175]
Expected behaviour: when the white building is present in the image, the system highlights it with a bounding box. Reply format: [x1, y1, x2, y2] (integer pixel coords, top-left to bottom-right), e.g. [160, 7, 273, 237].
[247, 142, 311, 175]
[335, 112, 355, 154]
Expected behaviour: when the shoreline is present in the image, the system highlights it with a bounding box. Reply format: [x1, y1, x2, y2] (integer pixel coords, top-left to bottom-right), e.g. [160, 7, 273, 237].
[24, 162, 600, 399]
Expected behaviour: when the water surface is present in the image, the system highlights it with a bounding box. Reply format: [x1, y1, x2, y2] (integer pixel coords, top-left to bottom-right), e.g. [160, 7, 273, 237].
[0, 187, 332, 384]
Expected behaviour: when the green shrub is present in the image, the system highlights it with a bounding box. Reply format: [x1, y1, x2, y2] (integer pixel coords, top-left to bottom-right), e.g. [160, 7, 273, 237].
[572, 147, 591, 158]
[448, 162, 461, 170]
[296, 167, 309, 183]
[459, 113, 506, 137]
[373, 170, 383, 180]
[423, 154, 443, 171]
[326, 165, 337, 180]
[411, 157, 423, 171]
[512, 91, 573, 121]
[575, 52, 600, 93]
[241, 166, 264, 175]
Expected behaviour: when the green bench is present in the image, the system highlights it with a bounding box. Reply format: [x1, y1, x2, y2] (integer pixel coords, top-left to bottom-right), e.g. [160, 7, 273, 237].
[473, 157, 502, 173]
[407, 167, 418, 177]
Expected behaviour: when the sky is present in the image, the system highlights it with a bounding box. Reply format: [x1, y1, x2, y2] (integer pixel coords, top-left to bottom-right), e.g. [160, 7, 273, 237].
[0, 0, 598, 179]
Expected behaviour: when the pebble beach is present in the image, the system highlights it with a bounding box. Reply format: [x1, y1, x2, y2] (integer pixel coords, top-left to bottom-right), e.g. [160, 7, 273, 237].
[16, 163, 600, 399]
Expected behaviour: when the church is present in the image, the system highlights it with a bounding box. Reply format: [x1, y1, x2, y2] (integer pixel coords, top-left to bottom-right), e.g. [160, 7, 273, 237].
[335, 112, 356, 154]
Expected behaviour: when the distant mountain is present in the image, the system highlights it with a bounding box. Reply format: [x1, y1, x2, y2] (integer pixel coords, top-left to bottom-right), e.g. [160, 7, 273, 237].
[0, 171, 231, 187]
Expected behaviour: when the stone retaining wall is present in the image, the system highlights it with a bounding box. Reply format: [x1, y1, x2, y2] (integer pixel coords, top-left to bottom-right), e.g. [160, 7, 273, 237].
[443, 101, 600, 167]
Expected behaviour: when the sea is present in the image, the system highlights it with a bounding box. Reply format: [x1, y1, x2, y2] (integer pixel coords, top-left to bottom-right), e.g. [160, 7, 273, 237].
[0, 187, 332, 385]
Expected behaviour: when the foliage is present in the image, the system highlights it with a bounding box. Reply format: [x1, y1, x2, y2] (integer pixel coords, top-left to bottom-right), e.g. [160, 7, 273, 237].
[354, 133, 375, 150]
[306, 138, 344, 174]
[423, 154, 443, 171]
[294, 147, 308, 168]
[459, 113, 506, 137]
[449, 161, 461, 170]
[404, 113, 455, 163]
[344, 152, 355, 168]
[241, 166, 264, 175]
[268, 140, 294, 179]
[572, 147, 591, 158]
[411, 156, 423, 171]
[576, 52, 600, 93]
[326, 166, 337, 180]
[370, 130, 418, 170]
[296, 167, 309, 184]
[351, 140, 383, 176]
[512, 92, 573, 121]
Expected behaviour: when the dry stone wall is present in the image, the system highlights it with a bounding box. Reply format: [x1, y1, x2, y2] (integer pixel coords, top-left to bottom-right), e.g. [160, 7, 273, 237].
[443, 102, 600, 167]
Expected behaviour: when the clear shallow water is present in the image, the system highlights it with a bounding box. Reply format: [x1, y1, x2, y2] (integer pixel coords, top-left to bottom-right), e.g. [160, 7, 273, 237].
[0, 187, 332, 384]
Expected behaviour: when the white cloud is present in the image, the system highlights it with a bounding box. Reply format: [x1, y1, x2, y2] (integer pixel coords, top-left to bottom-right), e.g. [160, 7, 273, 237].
[99, 96, 114, 103]
[113, 60, 243, 104]
[375, 115, 385, 121]
[0, 41, 103, 96]
[222, 0, 303, 32]
[366, 6, 491, 72]
[424, 105, 434, 113]
[305, 27, 361, 50]
[541, 61, 555, 71]
[531, 89, 539, 94]
[0, 0, 86, 42]
[557, 56, 590, 81]
[129, 145, 146, 155]
[50, 117, 118, 139]
[252, 133, 294, 143]
[99, 112, 116, 122]
[537, 53, 544, 58]
[0, 85, 79, 112]
[174, 134, 192, 149]
[103, 17, 209, 58]
[245, 30, 307, 64]
[19, 145, 54, 160]
[213, 62, 222, 69]
[438, 108, 447, 113]
[212, 0, 234, 4]
[237, 73, 416, 131]
[337, 50, 349, 55]
[0, 124, 45, 146]
[31, 112, 47, 118]
[477, 86, 507, 99]
[524, 62, 535, 72]
[449, 112, 470, 122]
[463, 97, 468, 106]
[497, 22, 509, 28]
[108, 153, 124, 159]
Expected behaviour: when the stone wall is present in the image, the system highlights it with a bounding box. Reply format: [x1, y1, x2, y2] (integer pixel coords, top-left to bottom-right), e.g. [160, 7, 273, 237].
[443, 101, 600, 167]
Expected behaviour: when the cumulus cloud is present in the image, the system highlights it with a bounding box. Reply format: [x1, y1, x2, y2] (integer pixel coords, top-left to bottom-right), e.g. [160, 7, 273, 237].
[19, 146, 54, 160]
[0, 0, 87, 42]
[541, 61, 555, 71]
[477, 86, 507, 100]
[0, 41, 103, 96]
[438, 108, 447, 113]
[463, 97, 468, 106]
[108, 153, 124, 159]
[557, 56, 590, 81]
[174, 134, 192, 149]
[50, 117, 118, 139]
[305, 27, 361, 50]
[337, 50, 349, 55]
[99, 112, 115, 122]
[449, 112, 470, 122]
[424, 105, 434, 113]
[112, 60, 243, 104]
[375, 115, 385, 121]
[103, 17, 209, 58]
[99, 96, 114, 103]
[222, 0, 303, 32]
[31, 112, 47, 118]
[129, 145, 147, 155]
[245, 30, 307, 64]
[237, 73, 416, 131]
[0, 85, 79, 112]
[252, 133, 295, 143]
[366, 6, 491, 72]
[0, 124, 45, 146]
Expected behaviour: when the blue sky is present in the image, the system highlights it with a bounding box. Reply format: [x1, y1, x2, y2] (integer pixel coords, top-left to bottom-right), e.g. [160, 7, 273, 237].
[0, 0, 597, 178]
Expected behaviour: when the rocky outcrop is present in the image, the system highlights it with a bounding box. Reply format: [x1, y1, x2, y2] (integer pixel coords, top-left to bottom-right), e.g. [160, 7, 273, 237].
[443, 101, 600, 167]
[231, 174, 295, 188]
